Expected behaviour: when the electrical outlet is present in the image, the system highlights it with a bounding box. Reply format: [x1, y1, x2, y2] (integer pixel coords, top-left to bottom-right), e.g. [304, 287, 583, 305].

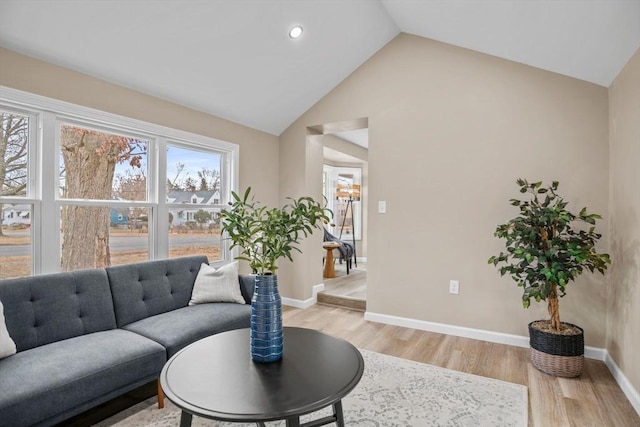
[449, 280, 459, 294]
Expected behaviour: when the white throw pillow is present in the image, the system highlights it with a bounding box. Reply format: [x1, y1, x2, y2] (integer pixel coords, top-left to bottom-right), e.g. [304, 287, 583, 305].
[189, 262, 245, 305]
[0, 300, 17, 359]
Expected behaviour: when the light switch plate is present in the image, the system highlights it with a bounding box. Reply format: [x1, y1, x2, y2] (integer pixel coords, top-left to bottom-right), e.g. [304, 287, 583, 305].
[378, 200, 387, 214]
[449, 280, 459, 294]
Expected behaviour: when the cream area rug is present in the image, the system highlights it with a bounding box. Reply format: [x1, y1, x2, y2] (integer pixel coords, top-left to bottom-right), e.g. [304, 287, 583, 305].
[96, 350, 528, 427]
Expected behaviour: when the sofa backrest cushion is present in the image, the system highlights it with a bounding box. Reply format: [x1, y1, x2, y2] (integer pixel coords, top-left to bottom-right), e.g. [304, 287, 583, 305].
[0, 269, 116, 352]
[106, 256, 207, 327]
[239, 274, 255, 304]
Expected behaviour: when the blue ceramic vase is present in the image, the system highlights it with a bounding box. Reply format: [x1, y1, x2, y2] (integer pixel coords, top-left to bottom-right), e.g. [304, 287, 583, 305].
[250, 275, 283, 362]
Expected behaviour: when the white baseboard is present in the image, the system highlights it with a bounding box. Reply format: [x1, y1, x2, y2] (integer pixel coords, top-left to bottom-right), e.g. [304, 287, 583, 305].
[281, 283, 325, 309]
[365, 310, 532, 351]
[364, 311, 607, 359]
[605, 352, 640, 416]
[364, 311, 639, 416]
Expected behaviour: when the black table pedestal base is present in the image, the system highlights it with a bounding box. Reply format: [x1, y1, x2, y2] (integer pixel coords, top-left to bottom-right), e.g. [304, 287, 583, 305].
[179, 411, 192, 427]
[289, 400, 345, 427]
[180, 400, 345, 427]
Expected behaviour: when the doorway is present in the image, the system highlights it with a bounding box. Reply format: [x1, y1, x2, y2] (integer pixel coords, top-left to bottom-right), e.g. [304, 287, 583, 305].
[318, 126, 368, 311]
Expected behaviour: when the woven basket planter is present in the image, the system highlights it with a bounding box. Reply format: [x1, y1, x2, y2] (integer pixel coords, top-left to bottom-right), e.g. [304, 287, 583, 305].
[528, 321, 584, 378]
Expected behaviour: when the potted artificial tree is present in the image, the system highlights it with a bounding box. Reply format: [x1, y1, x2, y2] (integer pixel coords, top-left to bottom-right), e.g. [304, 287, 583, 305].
[220, 187, 329, 363]
[488, 179, 610, 377]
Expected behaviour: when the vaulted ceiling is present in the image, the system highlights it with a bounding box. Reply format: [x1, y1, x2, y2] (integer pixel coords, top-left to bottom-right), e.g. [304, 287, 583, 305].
[1, 0, 638, 136]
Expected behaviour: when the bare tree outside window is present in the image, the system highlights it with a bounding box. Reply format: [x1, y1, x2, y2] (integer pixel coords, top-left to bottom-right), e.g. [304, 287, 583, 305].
[114, 170, 147, 230]
[0, 112, 28, 236]
[197, 168, 220, 192]
[59, 125, 146, 271]
[166, 149, 221, 193]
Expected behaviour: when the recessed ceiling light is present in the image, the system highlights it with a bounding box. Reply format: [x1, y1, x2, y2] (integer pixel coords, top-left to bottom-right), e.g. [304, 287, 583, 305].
[289, 26, 303, 39]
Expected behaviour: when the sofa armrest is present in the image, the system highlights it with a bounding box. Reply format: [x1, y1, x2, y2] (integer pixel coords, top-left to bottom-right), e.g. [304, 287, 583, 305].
[238, 275, 255, 304]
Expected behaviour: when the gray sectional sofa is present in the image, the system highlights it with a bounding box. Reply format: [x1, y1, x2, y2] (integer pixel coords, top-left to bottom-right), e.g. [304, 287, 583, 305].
[0, 256, 254, 427]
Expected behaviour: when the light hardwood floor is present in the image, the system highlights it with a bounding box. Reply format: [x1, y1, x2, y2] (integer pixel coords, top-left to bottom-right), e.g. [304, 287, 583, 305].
[283, 304, 639, 427]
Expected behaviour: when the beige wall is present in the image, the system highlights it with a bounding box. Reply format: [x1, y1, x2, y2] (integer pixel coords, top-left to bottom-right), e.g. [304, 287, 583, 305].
[0, 48, 280, 214]
[607, 48, 640, 393]
[280, 33, 610, 346]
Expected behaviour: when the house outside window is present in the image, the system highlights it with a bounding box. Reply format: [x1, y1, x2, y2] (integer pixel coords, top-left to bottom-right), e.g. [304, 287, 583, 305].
[0, 87, 238, 279]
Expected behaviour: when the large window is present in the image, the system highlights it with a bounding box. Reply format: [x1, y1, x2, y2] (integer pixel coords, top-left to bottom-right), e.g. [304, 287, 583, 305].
[0, 87, 238, 279]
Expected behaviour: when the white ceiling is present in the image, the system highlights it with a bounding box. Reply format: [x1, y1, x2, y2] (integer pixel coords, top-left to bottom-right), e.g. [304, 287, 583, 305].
[323, 147, 365, 165]
[1, 0, 638, 137]
[334, 129, 369, 149]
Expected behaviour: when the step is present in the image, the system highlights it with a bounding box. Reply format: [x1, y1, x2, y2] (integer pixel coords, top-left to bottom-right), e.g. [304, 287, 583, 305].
[317, 292, 366, 312]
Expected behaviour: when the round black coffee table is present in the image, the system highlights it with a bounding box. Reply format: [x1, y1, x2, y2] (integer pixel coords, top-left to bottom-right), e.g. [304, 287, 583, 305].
[160, 327, 364, 427]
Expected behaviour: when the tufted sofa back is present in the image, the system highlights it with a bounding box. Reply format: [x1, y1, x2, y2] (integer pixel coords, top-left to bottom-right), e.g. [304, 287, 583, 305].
[106, 256, 207, 327]
[0, 269, 116, 352]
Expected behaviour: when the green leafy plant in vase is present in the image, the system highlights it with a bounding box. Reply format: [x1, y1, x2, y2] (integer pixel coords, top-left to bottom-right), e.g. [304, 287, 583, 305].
[220, 187, 330, 362]
[488, 179, 610, 377]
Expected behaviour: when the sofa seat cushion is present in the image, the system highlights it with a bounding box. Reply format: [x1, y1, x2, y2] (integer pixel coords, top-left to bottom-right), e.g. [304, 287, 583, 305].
[0, 329, 165, 427]
[122, 303, 250, 358]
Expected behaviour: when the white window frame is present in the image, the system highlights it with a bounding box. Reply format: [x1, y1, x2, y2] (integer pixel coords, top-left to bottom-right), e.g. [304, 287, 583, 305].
[0, 104, 40, 274]
[0, 86, 239, 275]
